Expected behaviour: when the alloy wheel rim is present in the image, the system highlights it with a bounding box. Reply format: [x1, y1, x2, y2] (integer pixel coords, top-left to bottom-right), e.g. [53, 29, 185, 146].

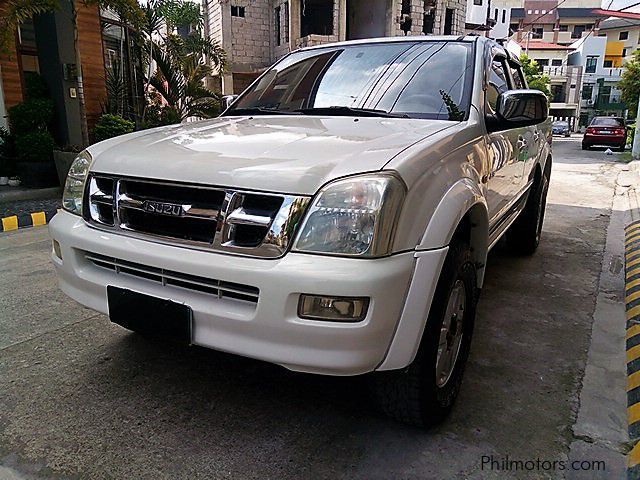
[435, 279, 466, 388]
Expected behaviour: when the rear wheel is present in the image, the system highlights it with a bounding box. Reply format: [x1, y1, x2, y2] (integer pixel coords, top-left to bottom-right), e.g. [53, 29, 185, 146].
[371, 239, 477, 427]
[618, 144, 626, 152]
[506, 165, 550, 255]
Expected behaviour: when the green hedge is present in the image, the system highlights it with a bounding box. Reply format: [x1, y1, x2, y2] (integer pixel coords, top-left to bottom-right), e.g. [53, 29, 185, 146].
[15, 131, 55, 163]
[8, 98, 54, 136]
[94, 114, 135, 143]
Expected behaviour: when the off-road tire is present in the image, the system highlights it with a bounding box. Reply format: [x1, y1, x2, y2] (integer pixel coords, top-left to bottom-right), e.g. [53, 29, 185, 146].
[371, 239, 477, 427]
[506, 165, 550, 255]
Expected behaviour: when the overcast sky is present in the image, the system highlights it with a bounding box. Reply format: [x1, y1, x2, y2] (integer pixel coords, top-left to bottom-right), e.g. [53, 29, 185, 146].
[603, 0, 640, 12]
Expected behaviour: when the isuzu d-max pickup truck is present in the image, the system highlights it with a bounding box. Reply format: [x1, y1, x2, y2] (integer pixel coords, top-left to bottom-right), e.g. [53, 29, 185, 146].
[50, 36, 551, 427]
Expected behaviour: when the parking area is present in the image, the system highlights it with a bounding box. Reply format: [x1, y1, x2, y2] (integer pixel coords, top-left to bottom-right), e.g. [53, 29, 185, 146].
[0, 137, 633, 479]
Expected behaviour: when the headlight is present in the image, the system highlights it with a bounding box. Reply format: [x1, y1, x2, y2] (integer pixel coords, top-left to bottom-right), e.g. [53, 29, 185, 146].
[62, 150, 92, 215]
[293, 173, 406, 257]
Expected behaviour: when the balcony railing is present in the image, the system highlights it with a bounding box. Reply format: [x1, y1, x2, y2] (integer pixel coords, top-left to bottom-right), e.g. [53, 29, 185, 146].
[599, 67, 625, 78]
[543, 66, 578, 77]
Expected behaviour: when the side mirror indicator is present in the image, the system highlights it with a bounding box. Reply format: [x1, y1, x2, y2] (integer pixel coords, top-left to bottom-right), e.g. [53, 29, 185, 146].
[223, 95, 239, 109]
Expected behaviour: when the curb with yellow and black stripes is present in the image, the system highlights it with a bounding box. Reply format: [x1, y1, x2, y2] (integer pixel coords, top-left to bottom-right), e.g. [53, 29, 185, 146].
[626, 220, 640, 479]
[0, 210, 57, 232]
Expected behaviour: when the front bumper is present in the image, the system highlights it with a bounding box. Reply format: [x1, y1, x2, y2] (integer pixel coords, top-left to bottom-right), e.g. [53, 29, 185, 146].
[49, 210, 438, 375]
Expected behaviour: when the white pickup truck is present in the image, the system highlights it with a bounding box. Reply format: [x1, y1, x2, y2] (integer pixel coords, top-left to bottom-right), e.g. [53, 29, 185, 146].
[50, 36, 551, 426]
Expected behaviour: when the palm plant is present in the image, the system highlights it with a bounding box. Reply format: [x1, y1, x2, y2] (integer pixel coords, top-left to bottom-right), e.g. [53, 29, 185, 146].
[148, 35, 223, 120]
[103, 59, 128, 117]
[140, 0, 226, 122]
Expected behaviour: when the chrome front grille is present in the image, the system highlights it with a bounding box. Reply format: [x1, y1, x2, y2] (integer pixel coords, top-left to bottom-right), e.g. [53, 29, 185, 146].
[84, 175, 310, 258]
[85, 252, 260, 303]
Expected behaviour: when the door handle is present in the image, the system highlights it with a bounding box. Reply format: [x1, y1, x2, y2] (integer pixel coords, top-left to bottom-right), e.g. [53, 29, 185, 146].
[517, 136, 528, 151]
[533, 130, 541, 143]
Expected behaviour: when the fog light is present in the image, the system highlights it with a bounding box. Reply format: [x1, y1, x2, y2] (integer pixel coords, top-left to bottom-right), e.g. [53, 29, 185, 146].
[52, 240, 62, 259]
[298, 295, 369, 322]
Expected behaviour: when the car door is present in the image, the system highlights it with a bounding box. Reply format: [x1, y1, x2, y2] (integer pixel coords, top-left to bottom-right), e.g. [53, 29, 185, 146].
[484, 54, 528, 225]
[508, 60, 539, 194]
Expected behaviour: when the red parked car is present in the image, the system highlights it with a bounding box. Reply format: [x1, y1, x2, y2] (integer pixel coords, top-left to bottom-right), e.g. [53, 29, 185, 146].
[582, 117, 627, 151]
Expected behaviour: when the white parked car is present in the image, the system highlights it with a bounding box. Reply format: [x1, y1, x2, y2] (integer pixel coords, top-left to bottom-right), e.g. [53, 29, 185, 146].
[50, 36, 551, 426]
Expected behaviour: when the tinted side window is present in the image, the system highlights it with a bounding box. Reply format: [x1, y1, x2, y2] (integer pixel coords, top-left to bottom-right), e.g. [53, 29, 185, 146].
[591, 117, 624, 127]
[486, 58, 509, 113]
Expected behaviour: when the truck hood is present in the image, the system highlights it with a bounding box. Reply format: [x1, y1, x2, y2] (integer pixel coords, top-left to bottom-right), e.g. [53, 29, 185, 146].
[89, 116, 456, 195]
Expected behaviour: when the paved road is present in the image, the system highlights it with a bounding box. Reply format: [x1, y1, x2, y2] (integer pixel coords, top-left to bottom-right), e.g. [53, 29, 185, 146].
[0, 138, 630, 479]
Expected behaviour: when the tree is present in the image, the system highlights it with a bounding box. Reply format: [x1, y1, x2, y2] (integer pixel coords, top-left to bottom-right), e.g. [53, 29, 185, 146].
[0, 1, 58, 53]
[620, 50, 640, 118]
[141, 0, 226, 121]
[519, 54, 551, 99]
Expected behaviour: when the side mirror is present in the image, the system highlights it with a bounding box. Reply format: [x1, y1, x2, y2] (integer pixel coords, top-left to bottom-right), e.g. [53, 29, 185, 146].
[492, 89, 549, 130]
[223, 94, 239, 109]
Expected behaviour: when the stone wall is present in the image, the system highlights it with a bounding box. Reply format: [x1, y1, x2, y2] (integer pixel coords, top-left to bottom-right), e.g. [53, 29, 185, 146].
[205, 0, 224, 46]
[392, 0, 466, 36]
[230, 0, 273, 70]
[204, 0, 468, 89]
[272, 0, 291, 62]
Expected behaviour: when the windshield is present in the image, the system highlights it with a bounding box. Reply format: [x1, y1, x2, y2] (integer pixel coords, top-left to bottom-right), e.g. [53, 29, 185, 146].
[553, 121, 568, 127]
[225, 41, 474, 121]
[591, 117, 624, 127]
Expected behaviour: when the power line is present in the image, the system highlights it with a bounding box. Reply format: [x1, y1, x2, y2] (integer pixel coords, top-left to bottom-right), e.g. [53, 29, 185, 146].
[618, 1, 640, 11]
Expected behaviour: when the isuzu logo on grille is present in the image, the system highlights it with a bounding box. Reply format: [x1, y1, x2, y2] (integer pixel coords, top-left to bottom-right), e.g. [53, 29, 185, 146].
[142, 200, 184, 217]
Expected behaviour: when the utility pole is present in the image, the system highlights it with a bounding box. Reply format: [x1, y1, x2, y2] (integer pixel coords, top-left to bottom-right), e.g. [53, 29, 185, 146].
[633, 95, 640, 160]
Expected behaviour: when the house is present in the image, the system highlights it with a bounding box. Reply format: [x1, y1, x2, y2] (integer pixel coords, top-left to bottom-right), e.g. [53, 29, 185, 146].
[567, 35, 626, 127]
[519, 40, 582, 130]
[0, 3, 141, 146]
[464, 0, 512, 39]
[509, 1, 608, 47]
[597, 16, 640, 67]
[204, 0, 468, 95]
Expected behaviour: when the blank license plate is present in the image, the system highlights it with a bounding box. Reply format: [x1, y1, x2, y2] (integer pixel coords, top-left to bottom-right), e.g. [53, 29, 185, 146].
[107, 286, 192, 343]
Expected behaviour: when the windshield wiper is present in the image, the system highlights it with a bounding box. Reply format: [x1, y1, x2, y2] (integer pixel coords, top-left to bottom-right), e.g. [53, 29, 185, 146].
[226, 107, 299, 116]
[294, 106, 409, 118]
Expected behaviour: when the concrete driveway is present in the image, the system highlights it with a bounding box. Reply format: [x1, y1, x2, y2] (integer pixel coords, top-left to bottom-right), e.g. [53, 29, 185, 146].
[0, 137, 632, 479]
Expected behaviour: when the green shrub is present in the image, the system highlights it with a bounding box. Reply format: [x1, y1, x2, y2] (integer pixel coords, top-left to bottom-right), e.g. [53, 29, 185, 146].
[24, 72, 49, 99]
[93, 114, 135, 143]
[142, 105, 181, 129]
[0, 127, 17, 176]
[629, 124, 636, 147]
[8, 98, 54, 136]
[15, 131, 55, 163]
[0, 127, 15, 158]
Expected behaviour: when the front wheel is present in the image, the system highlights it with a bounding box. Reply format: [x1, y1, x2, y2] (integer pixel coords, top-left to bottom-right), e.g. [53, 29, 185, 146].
[371, 239, 477, 427]
[582, 144, 589, 150]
